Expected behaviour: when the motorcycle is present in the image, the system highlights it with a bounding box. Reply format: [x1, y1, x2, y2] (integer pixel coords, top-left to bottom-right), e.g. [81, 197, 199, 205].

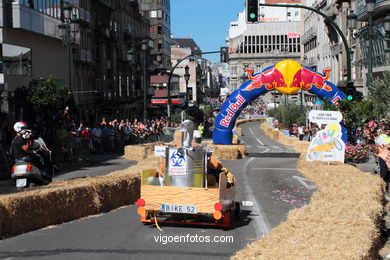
[11, 151, 53, 189]
[11, 160, 50, 188]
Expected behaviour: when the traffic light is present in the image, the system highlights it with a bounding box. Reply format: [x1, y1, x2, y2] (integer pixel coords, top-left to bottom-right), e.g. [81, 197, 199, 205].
[220, 47, 229, 63]
[342, 82, 363, 101]
[246, 0, 259, 23]
[345, 88, 354, 101]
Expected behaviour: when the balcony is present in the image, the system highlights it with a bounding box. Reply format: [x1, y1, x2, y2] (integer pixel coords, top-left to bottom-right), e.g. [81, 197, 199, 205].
[12, 3, 62, 39]
[78, 9, 91, 24]
[74, 49, 92, 63]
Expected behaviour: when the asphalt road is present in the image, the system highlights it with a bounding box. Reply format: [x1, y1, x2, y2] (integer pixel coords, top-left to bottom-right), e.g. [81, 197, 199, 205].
[0, 122, 316, 259]
[0, 153, 136, 194]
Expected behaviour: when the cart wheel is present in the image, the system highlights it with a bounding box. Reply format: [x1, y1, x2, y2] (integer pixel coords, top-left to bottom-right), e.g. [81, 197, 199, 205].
[234, 202, 240, 220]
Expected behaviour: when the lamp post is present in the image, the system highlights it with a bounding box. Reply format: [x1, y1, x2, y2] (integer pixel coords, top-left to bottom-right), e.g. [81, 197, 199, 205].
[385, 15, 390, 60]
[184, 65, 190, 111]
[366, 0, 375, 88]
[167, 50, 222, 122]
[142, 39, 149, 123]
[58, 2, 79, 111]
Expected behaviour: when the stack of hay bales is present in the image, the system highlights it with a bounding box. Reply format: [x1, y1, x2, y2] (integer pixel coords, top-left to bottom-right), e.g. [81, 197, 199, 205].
[233, 123, 385, 259]
[235, 127, 242, 136]
[207, 144, 246, 160]
[0, 156, 160, 238]
[124, 143, 164, 161]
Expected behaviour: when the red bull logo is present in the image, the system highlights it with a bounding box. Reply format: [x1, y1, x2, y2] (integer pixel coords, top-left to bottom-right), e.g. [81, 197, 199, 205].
[220, 95, 246, 127]
[298, 67, 332, 92]
[244, 68, 278, 92]
[243, 60, 333, 95]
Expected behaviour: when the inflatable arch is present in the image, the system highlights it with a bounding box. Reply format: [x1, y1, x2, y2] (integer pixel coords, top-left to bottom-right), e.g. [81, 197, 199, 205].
[213, 60, 347, 145]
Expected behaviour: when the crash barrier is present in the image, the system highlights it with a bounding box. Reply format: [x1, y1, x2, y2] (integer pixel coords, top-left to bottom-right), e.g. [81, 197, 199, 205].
[0, 156, 162, 238]
[124, 143, 163, 161]
[233, 122, 385, 259]
[207, 143, 246, 160]
[206, 118, 264, 160]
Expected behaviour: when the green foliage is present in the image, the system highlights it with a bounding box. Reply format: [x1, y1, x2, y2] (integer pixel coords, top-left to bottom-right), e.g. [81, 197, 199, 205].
[322, 100, 338, 111]
[171, 112, 182, 123]
[187, 106, 204, 124]
[200, 105, 214, 117]
[27, 77, 70, 110]
[338, 99, 378, 132]
[268, 103, 306, 127]
[171, 106, 205, 124]
[368, 71, 390, 117]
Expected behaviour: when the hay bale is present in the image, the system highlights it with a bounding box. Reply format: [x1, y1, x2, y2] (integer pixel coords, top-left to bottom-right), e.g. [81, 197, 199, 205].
[124, 144, 149, 161]
[0, 157, 160, 238]
[208, 144, 246, 160]
[236, 128, 242, 136]
[233, 123, 385, 259]
[271, 130, 280, 140]
[232, 135, 239, 145]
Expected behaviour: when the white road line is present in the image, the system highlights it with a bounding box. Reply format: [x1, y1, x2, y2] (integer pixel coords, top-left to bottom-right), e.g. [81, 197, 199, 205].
[292, 175, 317, 190]
[248, 126, 264, 146]
[252, 168, 296, 171]
[243, 158, 272, 238]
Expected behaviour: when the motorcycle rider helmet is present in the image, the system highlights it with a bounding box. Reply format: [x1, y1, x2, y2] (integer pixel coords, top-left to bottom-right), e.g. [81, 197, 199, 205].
[13, 121, 27, 134]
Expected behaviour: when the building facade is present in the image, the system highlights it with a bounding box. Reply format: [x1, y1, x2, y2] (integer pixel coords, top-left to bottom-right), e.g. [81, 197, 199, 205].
[0, 0, 67, 122]
[138, 0, 171, 71]
[302, 0, 390, 96]
[0, 0, 151, 125]
[171, 38, 212, 106]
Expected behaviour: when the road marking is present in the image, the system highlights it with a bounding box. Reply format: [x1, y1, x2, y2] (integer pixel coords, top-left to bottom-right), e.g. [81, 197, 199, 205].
[292, 175, 317, 190]
[249, 127, 264, 146]
[252, 168, 296, 171]
[243, 158, 272, 238]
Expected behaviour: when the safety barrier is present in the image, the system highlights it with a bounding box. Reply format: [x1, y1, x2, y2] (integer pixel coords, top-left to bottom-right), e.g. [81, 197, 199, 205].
[233, 122, 385, 259]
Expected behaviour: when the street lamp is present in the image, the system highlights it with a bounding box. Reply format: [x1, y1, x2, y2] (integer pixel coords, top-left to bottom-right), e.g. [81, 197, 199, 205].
[347, 11, 357, 32]
[58, 2, 79, 111]
[142, 39, 149, 123]
[384, 15, 390, 59]
[184, 65, 190, 110]
[366, 0, 375, 88]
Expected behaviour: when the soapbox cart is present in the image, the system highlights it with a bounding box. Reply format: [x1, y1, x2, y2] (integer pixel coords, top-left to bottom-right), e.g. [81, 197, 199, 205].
[136, 167, 240, 228]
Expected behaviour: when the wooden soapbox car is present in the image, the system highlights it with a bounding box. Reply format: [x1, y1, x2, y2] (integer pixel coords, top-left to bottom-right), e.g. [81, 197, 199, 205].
[136, 168, 240, 228]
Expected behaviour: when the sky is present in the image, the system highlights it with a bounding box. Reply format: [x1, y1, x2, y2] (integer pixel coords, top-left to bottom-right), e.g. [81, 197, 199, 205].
[171, 0, 245, 63]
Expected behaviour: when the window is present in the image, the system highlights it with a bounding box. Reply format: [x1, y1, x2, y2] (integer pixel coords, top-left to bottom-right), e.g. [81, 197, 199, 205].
[1, 43, 32, 76]
[287, 12, 291, 16]
[150, 10, 157, 18]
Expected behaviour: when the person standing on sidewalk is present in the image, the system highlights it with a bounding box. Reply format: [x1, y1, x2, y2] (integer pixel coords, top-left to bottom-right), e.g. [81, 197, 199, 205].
[92, 124, 102, 153]
[375, 125, 390, 191]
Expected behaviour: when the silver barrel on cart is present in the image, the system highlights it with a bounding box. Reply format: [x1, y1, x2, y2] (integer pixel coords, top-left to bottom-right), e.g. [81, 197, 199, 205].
[165, 147, 205, 187]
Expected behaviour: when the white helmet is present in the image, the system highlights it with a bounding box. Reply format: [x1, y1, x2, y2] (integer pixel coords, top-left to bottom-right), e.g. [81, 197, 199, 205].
[13, 121, 27, 134]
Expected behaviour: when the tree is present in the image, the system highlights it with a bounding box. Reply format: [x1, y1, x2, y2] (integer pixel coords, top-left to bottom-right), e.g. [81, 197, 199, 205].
[368, 71, 390, 118]
[27, 77, 70, 110]
[338, 99, 378, 130]
[268, 103, 306, 127]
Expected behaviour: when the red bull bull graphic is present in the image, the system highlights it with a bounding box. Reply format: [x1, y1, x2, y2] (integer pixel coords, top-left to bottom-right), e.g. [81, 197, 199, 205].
[213, 60, 347, 145]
